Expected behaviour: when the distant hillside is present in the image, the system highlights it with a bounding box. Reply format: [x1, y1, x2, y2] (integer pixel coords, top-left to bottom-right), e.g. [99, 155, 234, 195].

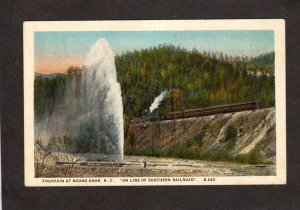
[34, 46, 275, 126]
[248, 52, 275, 67]
[34, 72, 64, 79]
[115, 45, 275, 121]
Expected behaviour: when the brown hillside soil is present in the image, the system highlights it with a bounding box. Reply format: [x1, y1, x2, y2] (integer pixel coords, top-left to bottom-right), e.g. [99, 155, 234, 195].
[126, 108, 276, 164]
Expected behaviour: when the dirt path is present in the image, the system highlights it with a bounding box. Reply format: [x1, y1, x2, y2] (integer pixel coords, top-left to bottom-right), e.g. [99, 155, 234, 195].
[40, 156, 275, 177]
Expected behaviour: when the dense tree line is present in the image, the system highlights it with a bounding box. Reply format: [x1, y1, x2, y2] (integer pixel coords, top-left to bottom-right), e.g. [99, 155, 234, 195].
[115, 45, 274, 119]
[34, 66, 82, 121]
[34, 45, 275, 123]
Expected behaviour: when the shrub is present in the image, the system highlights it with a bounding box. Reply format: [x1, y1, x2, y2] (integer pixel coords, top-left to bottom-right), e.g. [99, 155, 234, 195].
[34, 138, 53, 177]
[186, 139, 196, 147]
[195, 132, 205, 148]
[233, 150, 263, 164]
[225, 125, 237, 141]
[128, 132, 135, 146]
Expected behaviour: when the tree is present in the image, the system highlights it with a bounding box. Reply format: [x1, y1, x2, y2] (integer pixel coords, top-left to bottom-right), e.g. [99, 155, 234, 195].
[50, 136, 82, 177]
[171, 89, 183, 109]
[34, 138, 54, 177]
[35, 45, 275, 134]
[225, 126, 237, 141]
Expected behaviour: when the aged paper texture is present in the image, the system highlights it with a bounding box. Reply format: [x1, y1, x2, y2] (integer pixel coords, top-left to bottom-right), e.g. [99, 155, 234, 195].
[24, 20, 286, 186]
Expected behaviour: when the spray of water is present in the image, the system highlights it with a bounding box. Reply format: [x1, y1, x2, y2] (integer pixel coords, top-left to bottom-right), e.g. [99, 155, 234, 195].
[35, 38, 124, 161]
[81, 38, 124, 160]
[149, 90, 168, 113]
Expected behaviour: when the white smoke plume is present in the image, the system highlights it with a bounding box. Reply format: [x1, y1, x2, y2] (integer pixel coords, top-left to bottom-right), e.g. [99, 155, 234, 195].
[149, 90, 168, 113]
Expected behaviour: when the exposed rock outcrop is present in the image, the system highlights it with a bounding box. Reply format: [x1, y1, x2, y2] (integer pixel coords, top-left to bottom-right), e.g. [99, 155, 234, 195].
[126, 108, 276, 164]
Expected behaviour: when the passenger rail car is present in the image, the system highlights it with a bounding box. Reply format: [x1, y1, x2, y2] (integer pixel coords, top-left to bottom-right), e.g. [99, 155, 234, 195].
[164, 101, 257, 120]
[130, 101, 258, 123]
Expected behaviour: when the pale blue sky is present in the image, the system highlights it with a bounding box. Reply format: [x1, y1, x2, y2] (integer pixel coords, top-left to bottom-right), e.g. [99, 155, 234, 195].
[35, 30, 274, 73]
[35, 30, 274, 58]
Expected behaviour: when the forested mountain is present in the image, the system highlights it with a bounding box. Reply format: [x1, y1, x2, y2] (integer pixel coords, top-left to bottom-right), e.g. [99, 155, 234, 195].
[245, 52, 275, 77]
[248, 52, 275, 67]
[115, 45, 274, 119]
[35, 72, 61, 79]
[34, 45, 275, 123]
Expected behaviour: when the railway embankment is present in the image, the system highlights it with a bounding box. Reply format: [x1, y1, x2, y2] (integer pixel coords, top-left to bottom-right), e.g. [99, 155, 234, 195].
[125, 108, 276, 164]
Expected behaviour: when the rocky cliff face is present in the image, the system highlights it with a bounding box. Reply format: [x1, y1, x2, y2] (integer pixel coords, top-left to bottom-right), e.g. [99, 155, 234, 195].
[126, 108, 276, 164]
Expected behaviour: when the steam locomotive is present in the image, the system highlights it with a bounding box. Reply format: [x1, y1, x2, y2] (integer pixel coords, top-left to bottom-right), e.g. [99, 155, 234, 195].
[130, 101, 257, 124]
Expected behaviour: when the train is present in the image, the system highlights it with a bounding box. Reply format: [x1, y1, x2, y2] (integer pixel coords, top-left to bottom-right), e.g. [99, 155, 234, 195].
[163, 101, 257, 120]
[130, 101, 257, 124]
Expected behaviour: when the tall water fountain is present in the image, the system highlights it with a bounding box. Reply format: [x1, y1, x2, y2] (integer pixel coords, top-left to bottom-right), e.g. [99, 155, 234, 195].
[81, 38, 124, 160]
[35, 38, 124, 161]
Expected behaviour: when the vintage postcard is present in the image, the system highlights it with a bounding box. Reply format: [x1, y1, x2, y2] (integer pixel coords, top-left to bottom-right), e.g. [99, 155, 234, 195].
[24, 20, 286, 186]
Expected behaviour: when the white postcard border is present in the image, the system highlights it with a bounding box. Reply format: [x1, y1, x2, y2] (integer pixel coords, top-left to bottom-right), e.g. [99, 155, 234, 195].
[24, 19, 286, 186]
